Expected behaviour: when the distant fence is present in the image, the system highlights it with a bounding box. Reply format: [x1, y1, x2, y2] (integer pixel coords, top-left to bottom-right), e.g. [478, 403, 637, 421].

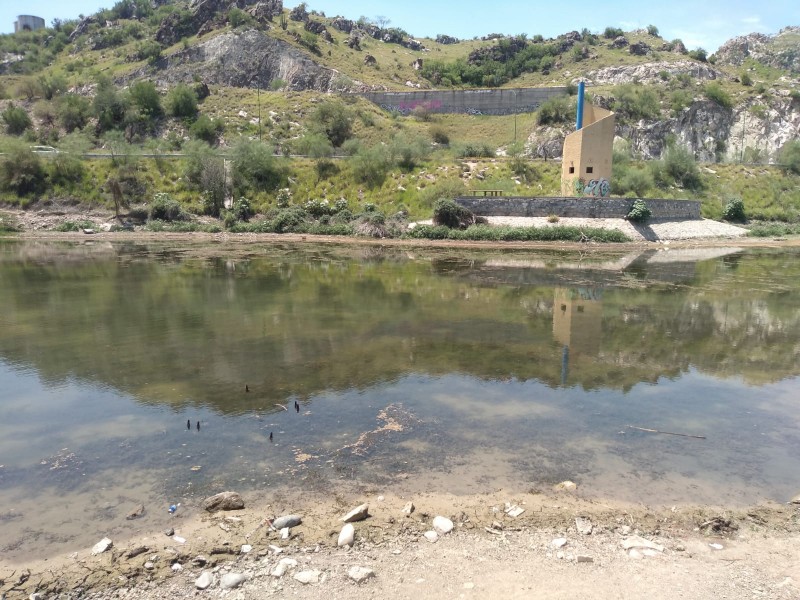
[358, 87, 568, 116]
[455, 197, 702, 220]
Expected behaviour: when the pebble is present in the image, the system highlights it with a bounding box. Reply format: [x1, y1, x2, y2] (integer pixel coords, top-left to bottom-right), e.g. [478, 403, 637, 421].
[192, 555, 208, 566]
[619, 525, 632, 535]
[556, 551, 565, 560]
[347, 566, 375, 583]
[220, 573, 247, 590]
[554, 481, 577, 492]
[424, 531, 439, 543]
[552, 538, 567, 548]
[341, 503, 369, 523]
[432, 516, 454, 535]
[576, 555, 593, 563]
[505, 504, 525, 518]
[709, 543, 724, 550]
[91, 538, 113, 555]
[464, 582, 475, 589]
[163, 528, 174, 537]
[143, 562, 154, 571]
[280, 527, 290, 539]
[241, 544, 252, 553]
[401, 502, 415, 514]
[171, 563, 183, 572]
[195, 571, 214, 590]
[272, 558, 298, 577]
[172, 535, 186, 544]
[575, 517, 593, 535]
[338, 523, 355, 547]
[294, 570, 322, 584]
[272, 515, 302, 529]
[202, 491, 244, 512]
[268, 545, 283, 554]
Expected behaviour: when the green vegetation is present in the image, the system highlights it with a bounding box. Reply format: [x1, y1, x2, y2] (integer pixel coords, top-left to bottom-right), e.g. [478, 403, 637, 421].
[626, 199, 652, 222]
[408, 224, 630, 242]
[722, 196, 746, 222]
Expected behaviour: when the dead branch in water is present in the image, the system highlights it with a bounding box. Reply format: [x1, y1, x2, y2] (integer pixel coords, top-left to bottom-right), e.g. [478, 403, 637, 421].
[627, 425, 706, 440]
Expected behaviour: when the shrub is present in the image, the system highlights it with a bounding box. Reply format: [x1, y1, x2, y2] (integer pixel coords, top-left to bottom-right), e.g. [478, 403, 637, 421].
[626, 199, 652, 222]
[2, 104, 32, 135]
[135, 40, 162, 64]
[612, 84, 660, 121]
[56, 94, 91, 132]
[778, 140, 800, 175]
[603, 27, 624, 38]
[653, 144, 703, 191]
[390, 133, 430, 171]
[190, 114, 224, 145]
[722, 196, 746, 222]
[166, 84, 198, 119]
[740, 72, 753, 86]
[430, 125, 449, 145]
[432, 198, 475, 228]
[455, 142, 495, 158]
[547, 214, 559, 223]
[149, 192, 185, 221]
[349, 144, 391, 188]
[228, 7, 254, 28]
[703, 83, 733, 109]
[688, 48, 707, 62]
[613, 167, 654, 197]
[232, 197, 253, 221]
[537, 95, 573, 125]
[55, 220, 96, 232]
[310, 100, 354, 147]
[0, 142, 47, 196]
[646, 25, 659, 37]
[93, 76, 128, 132]
[669, 90, 693, 116]
[271, 207, 307, 233]
[231, 139, 285, 193]
[129, 81, 163, 118]
[39, 73, 68, 100]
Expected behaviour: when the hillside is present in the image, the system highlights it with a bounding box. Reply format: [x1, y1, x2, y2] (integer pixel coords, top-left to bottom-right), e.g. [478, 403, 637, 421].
[0, 0, 799, 231]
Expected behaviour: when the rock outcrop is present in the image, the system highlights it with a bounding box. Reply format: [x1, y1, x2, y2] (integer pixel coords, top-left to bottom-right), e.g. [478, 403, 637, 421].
[715, 27, 800, 73]
[580, 60, 723, 85]
[131, 29, 360, 92]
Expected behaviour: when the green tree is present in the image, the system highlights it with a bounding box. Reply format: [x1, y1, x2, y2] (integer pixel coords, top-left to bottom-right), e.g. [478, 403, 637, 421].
[778, 140, 800, 175]
[166, 84, 198, 119]
[310, 100, 354, 147]
[190, 114, 224, 145]
[39, 73, 68, 100]
[703, 82, 733, 109]
[93, 76, 128, 132]
[612, 84, 660, 121]
[349, 144, 391, 188]
[2, 104, 32, 135]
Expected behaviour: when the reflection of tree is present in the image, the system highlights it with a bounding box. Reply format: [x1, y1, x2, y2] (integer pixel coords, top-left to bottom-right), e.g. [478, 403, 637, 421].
[0, 243, 799, 412]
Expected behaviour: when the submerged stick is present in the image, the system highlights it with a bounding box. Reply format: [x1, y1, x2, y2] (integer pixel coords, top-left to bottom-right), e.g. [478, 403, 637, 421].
[627, 425, 706, 440]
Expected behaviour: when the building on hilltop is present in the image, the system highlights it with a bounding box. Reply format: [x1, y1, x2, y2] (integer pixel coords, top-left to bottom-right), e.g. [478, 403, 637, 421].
[560, 82, 615, 197]
[14, 15, 45, 33]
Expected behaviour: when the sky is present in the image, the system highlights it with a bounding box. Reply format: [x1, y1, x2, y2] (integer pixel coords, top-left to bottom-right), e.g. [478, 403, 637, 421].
[1, 0, 798, 52]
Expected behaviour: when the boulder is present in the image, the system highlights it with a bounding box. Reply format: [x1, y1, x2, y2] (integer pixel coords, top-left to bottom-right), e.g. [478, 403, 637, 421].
[247, 0, 282, 23]
[289, 4, 308, 22]
[272, 514, 302, 529]
[629, 41, 651, 56]
[346, 35, 361, 50]
[364, 54, 377, 66]
[432, 516, 454, 535]
[304, 20, 327, 35]
[611, 36, 628, 49]
[331, 17, 354, 33]
[202, 491, 244, 512]
[435, 34, 459, 45]
[412, 58, 423, 71]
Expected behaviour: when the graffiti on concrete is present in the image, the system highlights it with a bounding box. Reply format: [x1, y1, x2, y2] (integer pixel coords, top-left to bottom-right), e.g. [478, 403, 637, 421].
[583, 178, 611, 198]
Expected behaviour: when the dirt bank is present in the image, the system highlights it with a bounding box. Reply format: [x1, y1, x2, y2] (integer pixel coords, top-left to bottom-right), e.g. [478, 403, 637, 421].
[1, 487, 799, 600]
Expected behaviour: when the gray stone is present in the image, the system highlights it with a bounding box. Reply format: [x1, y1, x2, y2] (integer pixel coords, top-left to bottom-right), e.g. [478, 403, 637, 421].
[432, 516, 454, 535]
[143, 561, 155, 570]
[338, 523, 355, 547]
[401, 502, 415, 514]
[126, 504, 145, 520]
[272, 557, 298, 577]
[163, 528, 174, 537]
[341, 503, 369, 523]
[220, 573, 247, 589]
[575, 517, 593, 535]
[272, 514, 302, 529]
[576, 555, 594, 563]
[202, 491, 244, 512]
[293, 570, 322, 584]
[347, 566, 375, 583]
[126, 546, 148, 559]
[91, 538, 113, 555]
[195, 571, 214, 590]
[621, 536, 664, 552]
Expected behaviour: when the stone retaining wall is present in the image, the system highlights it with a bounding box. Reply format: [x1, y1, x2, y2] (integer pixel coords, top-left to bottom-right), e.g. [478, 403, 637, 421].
[359, 87, 568, 116]
[455, 197, 701, 220]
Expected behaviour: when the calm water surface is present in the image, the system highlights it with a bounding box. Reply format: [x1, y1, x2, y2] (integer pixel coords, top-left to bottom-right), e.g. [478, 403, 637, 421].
[1, 239, 799, 560]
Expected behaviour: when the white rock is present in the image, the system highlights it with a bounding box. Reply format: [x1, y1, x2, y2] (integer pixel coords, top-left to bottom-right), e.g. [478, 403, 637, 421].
[423, 530, 439, 543]
[642, 549, 661, 557]
[377, 495, 385, 502]
[91, 538, 113, 555]
[575, 517, 593, 535]
[347, 566, 375, 583]
[556, 551, 565, 560]
[464, 582, 475, 589]
[620, 525, 632, 535]
[401, 502, 415, 514]
[241, 544, 252, 553]
[268, 544, 283, 554]
[338, 523, 355, 547]
[621, 536, 664, 552]
[552, 537, 567, 548]
[172, 535, 186, 544]
[293, 570, 322, 584]
[505, 505, 525, 518]
[171, 563, 183, 572]
[143, 562, 154, 570]
[628, 549, 643, 559]
[280, 527, 290, 539]
[432, 516, 454, 535]
[271, 557, 298, 577]
[709, 543, 724, 550]
[553, 481, 577, 492]
[220, 573, 247, 590]
[341, 503, 369, 523]
[195, 571, 214, 589]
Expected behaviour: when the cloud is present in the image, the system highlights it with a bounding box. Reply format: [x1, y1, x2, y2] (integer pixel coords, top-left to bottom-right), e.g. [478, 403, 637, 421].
[741, 16, 762, 25]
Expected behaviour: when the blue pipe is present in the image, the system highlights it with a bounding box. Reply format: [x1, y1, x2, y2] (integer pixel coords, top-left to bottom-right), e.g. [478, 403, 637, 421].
[576, 81, 585, 130]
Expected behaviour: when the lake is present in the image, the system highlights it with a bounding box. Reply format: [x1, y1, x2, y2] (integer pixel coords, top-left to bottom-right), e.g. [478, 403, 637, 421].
[1, 239, 799, 561]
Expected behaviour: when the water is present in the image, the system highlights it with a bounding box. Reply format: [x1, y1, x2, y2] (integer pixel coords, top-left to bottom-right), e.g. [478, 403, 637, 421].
[1, 239, 799, 560]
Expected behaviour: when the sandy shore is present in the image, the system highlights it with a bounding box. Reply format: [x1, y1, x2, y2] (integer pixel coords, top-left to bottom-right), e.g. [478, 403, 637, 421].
[2, 488, 799, 600]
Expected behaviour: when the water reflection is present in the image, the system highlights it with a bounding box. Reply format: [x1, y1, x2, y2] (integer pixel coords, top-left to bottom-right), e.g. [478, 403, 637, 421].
[1, 239, 800, 560]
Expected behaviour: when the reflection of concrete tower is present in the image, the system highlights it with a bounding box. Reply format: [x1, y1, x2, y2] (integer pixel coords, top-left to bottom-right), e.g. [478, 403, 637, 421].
[14, 15, 45, 33]
[560, 81, 615, 197]
[553, 287, 603, 356]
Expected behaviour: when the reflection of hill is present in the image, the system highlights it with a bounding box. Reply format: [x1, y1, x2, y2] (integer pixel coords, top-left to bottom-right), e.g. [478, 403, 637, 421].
[0, 241, 799, 413]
